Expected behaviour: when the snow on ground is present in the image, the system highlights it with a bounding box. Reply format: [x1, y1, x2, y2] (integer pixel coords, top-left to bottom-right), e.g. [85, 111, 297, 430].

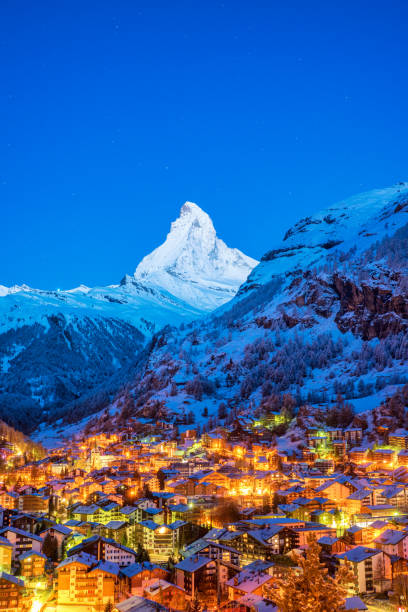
[350, 385, 407, 413]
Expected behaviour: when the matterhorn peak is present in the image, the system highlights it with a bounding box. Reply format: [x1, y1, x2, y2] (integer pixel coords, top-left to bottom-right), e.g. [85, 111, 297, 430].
[167, 201, 216, 245]
[180, 201, 208, 217]
[134, 201, 258, 311]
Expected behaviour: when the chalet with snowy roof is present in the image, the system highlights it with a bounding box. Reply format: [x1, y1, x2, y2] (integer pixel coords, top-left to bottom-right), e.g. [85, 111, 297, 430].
[9, 512, 42, 533]
[121, 562, 170, 595]
[346, 488, 375, 514]
[57, 554, 126, 609]
[233, 526, 298, 562]
[68, 535, 138, 567]
[360, 503, 397, 520]
[336, 547, 392, 593]
[100, 520, 129, 541]
[375, 484, 408, 509]
[344, 428, 363, 447]
[182, 537, 242, 565]
[135, 520, 188, 563]
[16, 492, 50, 514]
[343, 525, 372, 547]
[175, 555, 217, 602]
[373, 529, 408, 558]
[151, 491, 177, 508]
[389, 429, 408, 450]
[293, 523, 336, 548]
[226, 564, 275, 601]
[0, 527, 43, 560]
[0, 491, 17, 510]
[348, 447, 369, 464]
[144, 578, 186, 609]
[315, 476, 358, 504]
[372, 448, 396, 469]
[318, 535, 345, 554]
[118, 506, 140, 524]
[398, 450, 408, 466]
[310, 508, 337, 526]
[19, 549, 47, 577]
[168, 502, 194, 523]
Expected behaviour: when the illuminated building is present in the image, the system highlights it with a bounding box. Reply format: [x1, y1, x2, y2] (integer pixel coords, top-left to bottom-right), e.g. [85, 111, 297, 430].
[0, 527, 43, 561]
[121, 562, 170, 595]
[0, 538, 12, 573]
[175, 555, 217, 603]
[19, 550, 47, 577]
[389, 430, 408, 450]
[68, 535, 138, 567]
[0, 572, 24, 612]
[336, 547, 392, 593]
[56, 553, 126, 610]
[135, 521, 186, 563]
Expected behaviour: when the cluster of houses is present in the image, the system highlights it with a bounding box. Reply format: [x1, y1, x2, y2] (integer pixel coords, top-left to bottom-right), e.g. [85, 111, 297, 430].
[0, 417, 406, 610]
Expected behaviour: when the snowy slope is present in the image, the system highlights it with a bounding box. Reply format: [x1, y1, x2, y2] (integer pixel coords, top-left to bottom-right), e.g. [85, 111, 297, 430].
[0, 284, 31, 297]
[0, 277, 201, 338]
[245, 182, 408, 288]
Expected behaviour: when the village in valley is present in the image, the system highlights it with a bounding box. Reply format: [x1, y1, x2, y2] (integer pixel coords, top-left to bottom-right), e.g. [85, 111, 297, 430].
[0, 397, 408, 612]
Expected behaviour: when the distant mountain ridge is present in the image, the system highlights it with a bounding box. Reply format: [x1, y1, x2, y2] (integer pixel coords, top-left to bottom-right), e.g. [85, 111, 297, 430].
[0, 202, 257, 430]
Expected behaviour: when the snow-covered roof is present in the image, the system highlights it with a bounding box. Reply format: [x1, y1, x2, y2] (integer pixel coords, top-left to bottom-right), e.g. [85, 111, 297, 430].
[336, 546, 382, 563]
[175, 555, 214, 572]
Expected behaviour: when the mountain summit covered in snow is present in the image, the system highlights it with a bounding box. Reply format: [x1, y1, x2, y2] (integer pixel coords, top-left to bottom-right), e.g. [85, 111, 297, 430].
[246, 182, 408, 287]
[0, 201, 257, 429]
[134, 201, 258, 311]
[78, 182, 408, 447]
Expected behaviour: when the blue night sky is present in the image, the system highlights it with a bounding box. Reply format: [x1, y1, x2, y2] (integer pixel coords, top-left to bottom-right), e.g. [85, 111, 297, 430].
[2, 0, 408, 289]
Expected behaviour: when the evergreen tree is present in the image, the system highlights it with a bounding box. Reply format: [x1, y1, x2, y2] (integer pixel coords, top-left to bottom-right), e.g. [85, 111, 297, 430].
[218, 402, 227, 419]
[136, 543, 150, 563]
[157, 469, 166, 490]
[268, 537, 355, 612]
[42, 533, 58, 562]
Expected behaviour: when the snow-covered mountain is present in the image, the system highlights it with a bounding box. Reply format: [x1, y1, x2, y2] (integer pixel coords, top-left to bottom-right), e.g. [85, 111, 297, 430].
[134, 201, 258, 311]
[0, 202, 257, 430]
[80, 183, 408, 445]
[0, 284, 31, 297]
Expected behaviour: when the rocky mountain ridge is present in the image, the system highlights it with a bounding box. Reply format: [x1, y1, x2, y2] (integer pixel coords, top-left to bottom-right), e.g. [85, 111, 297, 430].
[76, 183, 408, 444]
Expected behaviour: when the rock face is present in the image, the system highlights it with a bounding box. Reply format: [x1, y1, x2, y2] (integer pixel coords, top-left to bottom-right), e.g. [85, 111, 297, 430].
[333, 274, 408, 339]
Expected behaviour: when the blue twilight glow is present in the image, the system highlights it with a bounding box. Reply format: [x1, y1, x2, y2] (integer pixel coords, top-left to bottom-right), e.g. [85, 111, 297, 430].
[1, 0, 407, 288]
